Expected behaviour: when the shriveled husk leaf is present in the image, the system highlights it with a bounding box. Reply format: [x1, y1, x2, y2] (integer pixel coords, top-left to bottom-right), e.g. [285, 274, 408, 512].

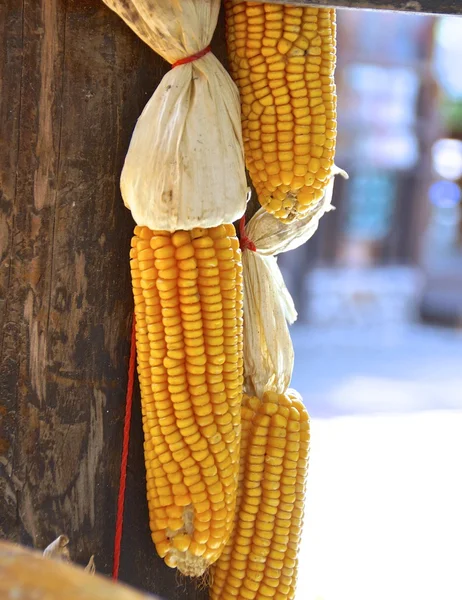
[242, 169, 345, 398]
[102, 0, 247, 230]
[248, 166, 347, 256]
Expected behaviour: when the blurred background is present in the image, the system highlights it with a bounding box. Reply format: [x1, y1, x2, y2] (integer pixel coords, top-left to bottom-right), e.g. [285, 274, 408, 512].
[276, 9, 462, 600]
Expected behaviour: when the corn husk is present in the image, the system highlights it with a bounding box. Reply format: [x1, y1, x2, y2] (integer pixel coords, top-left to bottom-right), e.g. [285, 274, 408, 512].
[242, 170, 344, 398]
[102, 0, 248, 230]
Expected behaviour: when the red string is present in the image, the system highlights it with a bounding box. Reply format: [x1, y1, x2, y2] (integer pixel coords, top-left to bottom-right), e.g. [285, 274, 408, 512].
[171, 45, 211, 68]
[239, 216, 256, 252]
[112, 316, 137, 580]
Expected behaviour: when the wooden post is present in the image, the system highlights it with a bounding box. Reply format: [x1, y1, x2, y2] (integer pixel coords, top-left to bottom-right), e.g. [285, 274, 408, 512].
[0, 1, 210, 597]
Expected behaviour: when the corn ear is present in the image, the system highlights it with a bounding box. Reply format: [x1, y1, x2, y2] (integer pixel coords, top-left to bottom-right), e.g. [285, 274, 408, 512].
[130, 224, 244, 576]
[225, 1, 337, 223]
[211, 390, 310, 599]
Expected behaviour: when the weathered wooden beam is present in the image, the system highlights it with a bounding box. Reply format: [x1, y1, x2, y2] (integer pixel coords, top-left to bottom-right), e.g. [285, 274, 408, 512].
[253, 0, 461, 16]
[0, 1, 207, 598]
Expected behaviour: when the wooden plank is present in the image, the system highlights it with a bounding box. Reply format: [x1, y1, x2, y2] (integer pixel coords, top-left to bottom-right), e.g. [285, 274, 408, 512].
[252, 0, 461, 16]
[0, 1, 207, 598]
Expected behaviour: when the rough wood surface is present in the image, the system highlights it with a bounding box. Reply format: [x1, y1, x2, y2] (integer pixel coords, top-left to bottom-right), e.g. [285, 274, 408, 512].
[254, 0, 461, 15]
[0, 540, 162, 600]
[0, 1, 211, 598]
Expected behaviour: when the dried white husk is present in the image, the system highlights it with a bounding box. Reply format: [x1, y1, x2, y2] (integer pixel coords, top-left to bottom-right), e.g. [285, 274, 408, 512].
[243, 170, 345, 398]
[102, 0, 248, 230]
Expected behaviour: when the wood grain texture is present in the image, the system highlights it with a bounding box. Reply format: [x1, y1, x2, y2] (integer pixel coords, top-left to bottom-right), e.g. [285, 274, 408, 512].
[253, 0, 461, 15]
[0, 540, 162, 600]
[0, 1, 207, 598]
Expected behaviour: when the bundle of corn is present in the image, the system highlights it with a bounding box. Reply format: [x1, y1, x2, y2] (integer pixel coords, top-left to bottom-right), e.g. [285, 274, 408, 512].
[208, 179, 341, 599]
[130, 224, 244, 576]
[225, 1, 337, 223]
[103, 0, 249, 577]
[102, 0, 248, 230]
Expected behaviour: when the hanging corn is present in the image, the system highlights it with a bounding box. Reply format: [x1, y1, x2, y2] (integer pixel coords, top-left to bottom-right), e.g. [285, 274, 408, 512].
[225, 1, 337, 223]
[131, 224, 244, 576]
[210, 175, 340, 599]
[102, 0, 248, 577]
[211, 390, 310, 600]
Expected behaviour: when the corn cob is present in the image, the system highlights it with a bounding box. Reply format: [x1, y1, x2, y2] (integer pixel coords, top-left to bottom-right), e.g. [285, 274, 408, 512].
[225, 1, 337, 223]
[130, 224, 244, 576]
[211, 390, 310, 600]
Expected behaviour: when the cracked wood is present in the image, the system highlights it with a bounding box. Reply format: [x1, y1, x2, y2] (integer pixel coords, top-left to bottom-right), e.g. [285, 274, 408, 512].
[0, 1, 211, 598]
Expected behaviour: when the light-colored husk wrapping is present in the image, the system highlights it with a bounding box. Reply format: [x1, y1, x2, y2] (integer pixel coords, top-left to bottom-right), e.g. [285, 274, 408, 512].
[102, 0, 248, 230]
[242, 170, 344, 398]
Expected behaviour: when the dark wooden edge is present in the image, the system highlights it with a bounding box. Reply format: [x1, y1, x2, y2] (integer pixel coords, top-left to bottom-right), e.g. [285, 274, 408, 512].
[251, 0, 461, 16]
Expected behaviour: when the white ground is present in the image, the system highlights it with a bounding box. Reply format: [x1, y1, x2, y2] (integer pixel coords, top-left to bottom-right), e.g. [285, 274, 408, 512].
[290, 324, 462, 600]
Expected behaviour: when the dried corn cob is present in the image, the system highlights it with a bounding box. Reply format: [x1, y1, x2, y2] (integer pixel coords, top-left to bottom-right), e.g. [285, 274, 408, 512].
[211, 390, 310, 600]
[130, 224, 244, 576]
[225, 1, 337, 223]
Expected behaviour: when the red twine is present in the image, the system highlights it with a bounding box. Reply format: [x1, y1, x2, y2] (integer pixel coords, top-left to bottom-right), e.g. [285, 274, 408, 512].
[112, 316, 137, 580]
[239, 216, 256, 252]
[171, 45, 211, 68]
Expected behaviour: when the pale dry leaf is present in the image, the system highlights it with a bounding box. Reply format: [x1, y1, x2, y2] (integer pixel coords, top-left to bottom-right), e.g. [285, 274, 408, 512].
[242, 170, 345, 397]
[102, 0, 248, 231]
[43, 535, 71, 562]
[43, 535, 96, 575]
[84, 555, 96, 575]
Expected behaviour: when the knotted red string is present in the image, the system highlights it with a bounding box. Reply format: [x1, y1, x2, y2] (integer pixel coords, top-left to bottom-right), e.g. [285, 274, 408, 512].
[113, 316, 137, 580]
[239, 216, 256, 252]
[171, 45, 211, 68]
